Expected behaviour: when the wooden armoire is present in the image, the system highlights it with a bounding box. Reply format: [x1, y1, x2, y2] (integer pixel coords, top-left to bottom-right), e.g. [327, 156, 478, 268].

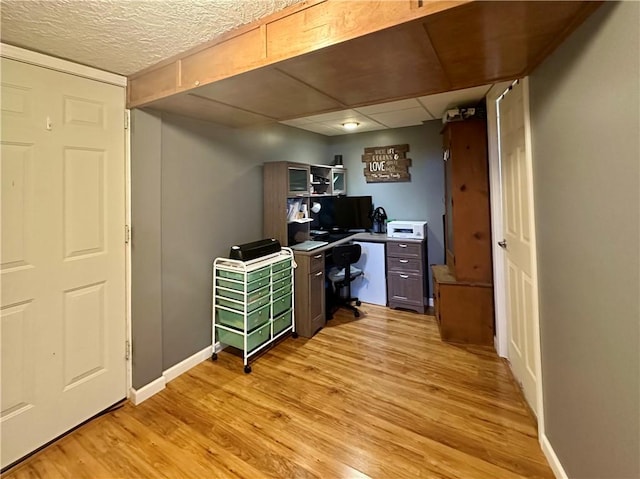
[431, 120, 494, 345]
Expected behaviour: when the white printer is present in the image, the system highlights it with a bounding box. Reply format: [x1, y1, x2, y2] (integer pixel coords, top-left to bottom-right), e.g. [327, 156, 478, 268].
[387, 220, 428, 239]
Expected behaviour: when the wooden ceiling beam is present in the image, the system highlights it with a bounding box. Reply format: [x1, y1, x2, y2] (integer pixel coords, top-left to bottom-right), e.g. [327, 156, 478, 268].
[127, 0, 470, 108]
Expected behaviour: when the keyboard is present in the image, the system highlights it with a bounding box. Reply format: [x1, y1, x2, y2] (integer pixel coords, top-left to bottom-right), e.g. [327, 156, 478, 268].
[290, 240, 329, 251]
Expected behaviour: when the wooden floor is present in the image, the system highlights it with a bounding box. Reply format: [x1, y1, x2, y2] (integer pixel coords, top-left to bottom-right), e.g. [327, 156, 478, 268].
[5, 305, 553, 479]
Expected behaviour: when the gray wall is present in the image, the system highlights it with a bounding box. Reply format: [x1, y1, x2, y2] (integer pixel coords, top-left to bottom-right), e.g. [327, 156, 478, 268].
[130, 109, 164, 388]
[329, 122, 446, 293]
[529, 2, 640, 477]
[131, 113, 327, 382]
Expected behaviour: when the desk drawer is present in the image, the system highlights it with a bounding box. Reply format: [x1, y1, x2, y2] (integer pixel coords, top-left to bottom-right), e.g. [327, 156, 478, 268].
[387, 271, 424, 303]
[387, 241, 422, 258]
[309, 251, 325, 272]
[387, 256, 423, 273]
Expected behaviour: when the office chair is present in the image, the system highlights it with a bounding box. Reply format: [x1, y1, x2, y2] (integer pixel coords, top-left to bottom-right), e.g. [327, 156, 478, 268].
[327, 243, 363, 318]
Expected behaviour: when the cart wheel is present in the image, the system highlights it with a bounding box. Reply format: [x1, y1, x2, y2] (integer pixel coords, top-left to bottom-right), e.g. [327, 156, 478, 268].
[292, 332, 299, 339]
[244, 365, 252, 374]
[211, 352, 218, 361]
[354, 310, 361, 318]
[356, 300, 362, 306]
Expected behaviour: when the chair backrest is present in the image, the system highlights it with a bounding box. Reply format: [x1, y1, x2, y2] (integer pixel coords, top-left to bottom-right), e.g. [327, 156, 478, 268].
[332, 243, 361, 269]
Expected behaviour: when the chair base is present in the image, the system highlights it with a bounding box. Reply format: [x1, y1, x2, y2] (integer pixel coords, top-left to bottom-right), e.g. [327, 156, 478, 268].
[328, 296, 362, 319]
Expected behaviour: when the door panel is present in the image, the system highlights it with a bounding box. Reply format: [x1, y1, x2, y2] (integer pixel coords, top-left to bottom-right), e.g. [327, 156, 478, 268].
[499, 80, 538, 414]
[0, 58, 126, 468]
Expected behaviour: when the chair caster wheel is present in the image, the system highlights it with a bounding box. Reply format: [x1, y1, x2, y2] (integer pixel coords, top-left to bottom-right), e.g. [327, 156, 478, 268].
[356, 301, 362, 306]
[354, 310, 360, 318]
[211, 353, 218, 361]
[292, 332, 299, 338]
[244, 365, 252, 374]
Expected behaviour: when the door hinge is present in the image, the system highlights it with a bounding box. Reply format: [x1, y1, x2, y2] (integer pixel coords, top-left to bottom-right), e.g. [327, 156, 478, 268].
[125, 225, 131, 244]
[124, 110, 130, 130]
[125, 340, 131, 360]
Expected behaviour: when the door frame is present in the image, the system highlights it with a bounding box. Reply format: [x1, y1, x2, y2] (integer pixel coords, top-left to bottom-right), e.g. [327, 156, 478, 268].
[487, 77, 545, 439]
[0, 43, 132, 394]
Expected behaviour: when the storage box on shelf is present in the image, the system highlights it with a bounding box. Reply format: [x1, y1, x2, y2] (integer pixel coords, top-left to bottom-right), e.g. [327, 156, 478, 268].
[212, 248, 296, 373]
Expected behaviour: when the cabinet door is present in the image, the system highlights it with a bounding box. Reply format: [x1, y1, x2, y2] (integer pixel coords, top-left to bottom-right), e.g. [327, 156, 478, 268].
[309, 268, 326, 331]
[288, 165, 310, 196]
[331, 168, 347, 195]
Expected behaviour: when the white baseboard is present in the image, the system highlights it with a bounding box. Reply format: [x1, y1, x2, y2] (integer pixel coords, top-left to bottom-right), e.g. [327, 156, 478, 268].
[129, 376, 166, 406]
[541, 434, 568, 479]
[163, 345, 213, 382]
[129, 342, 222, 405]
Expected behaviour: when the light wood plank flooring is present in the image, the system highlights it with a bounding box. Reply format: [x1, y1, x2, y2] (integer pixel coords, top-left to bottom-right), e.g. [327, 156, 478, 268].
[5, 304, 553, 479]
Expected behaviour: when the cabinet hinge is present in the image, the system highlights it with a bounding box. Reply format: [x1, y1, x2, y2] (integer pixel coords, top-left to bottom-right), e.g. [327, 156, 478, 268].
[125, 225, 131, 244]
[125, 340, 131, 360]
[124, 110, 130, 130]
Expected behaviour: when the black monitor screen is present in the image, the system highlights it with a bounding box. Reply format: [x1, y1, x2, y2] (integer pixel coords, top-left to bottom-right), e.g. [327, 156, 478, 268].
[333, 196, 373, 231]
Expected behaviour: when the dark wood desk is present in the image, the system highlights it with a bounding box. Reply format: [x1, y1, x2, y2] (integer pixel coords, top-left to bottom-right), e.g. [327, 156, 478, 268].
[292, 233, 427, 337]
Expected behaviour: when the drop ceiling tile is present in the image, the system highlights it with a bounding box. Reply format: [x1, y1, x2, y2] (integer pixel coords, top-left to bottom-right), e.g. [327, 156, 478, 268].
[279, 118, 313, 126]
[355, 99, 422, 115]
[369, 107, 434, 128]
[294, 123, 344, 136]
[418, 84, 492, 119]
[301, 109, 364, 123]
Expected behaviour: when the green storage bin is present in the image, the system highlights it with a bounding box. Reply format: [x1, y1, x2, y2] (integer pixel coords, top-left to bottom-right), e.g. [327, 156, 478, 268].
[271, 268, 290, 282]
[272, 258, 292, 272]
[216, 303, 270, 331]
[216, 285, 270, 304]
[273, 292, 292, 318]
[216, 292, 270, 313]
[273, 309, 293, 335]
[217, 265, 270, 282]
[217, 276, 270, 292]
[217, 322, 270, 352]
[272, 276, 292, 293]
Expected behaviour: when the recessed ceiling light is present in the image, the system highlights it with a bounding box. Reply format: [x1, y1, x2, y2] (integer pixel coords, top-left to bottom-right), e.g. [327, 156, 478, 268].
[342, 122, 360, 130]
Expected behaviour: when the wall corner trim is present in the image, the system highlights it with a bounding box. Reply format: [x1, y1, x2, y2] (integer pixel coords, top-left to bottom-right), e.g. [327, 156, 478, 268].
[541, 434, 568, 479]
[129, 376, 166, 405]
[128, 342, 223, 405]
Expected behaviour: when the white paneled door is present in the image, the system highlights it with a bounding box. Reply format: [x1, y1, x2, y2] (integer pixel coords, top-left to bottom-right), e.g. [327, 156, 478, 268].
[498, 80, 540, 415]
[1, 58, 127, 468]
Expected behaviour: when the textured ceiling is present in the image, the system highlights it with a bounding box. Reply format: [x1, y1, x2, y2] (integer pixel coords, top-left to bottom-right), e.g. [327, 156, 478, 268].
[0, 0, 302, 75]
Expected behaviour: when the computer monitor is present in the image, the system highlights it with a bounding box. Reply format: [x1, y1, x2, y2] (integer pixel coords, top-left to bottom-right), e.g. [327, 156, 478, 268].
[333, 195, 373, 231]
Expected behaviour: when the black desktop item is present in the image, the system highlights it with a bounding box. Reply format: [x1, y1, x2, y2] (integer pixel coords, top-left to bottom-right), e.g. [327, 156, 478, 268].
[229, 238, 281, 261]
[371, 206, 388, 234]
[333, 195, 373, 232]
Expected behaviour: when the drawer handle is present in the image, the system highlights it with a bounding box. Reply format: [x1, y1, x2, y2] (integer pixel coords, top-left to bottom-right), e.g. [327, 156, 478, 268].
[399, 274, 409, 279]
[399, 244, 408, 248]
[313, 254, 323, 259]
[399, 259, 409, 263]
[314, 271, 323, 277]
[395, 295, 408, 300]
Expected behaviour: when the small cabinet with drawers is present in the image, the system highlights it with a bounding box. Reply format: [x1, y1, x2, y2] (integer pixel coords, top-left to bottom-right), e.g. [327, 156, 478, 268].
[213, 248, 295, 373]
[386, 239, 427, 314]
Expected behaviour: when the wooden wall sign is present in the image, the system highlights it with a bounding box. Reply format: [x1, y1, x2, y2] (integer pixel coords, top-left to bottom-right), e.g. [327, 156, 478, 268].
[362, 144, 411, 183]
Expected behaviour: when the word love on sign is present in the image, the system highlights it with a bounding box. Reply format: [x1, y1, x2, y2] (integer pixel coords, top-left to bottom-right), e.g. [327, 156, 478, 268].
[362, 144, 411, 183]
